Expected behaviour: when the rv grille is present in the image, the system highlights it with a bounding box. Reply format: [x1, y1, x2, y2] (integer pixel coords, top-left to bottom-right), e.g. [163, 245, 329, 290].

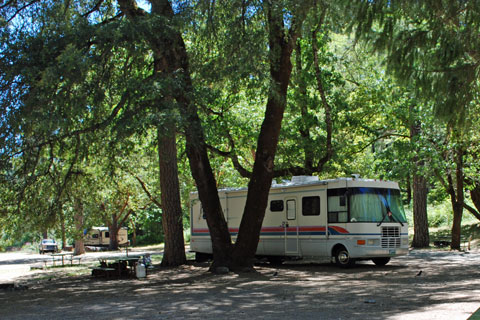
[381, 226, 400, 248]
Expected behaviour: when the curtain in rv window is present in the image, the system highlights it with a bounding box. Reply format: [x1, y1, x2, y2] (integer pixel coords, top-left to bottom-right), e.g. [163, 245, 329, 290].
[349, 188, 407, 223]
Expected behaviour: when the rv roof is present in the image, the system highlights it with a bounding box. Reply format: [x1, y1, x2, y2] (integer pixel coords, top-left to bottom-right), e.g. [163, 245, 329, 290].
[190, 176, 398, 196]
[91, 226, 127, 231]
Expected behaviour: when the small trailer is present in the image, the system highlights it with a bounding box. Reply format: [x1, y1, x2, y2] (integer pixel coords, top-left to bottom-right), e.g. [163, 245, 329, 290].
[190, 176, 409, 267]
[84, 227, 128, 247]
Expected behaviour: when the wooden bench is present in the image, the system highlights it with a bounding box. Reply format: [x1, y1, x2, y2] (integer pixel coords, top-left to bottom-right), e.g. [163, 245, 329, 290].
[433, 235, 468, 249]
[89, 267, 116, 278]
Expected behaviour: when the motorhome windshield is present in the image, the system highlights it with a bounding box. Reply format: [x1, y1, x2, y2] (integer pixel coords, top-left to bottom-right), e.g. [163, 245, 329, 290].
[349, 187, 407, 223]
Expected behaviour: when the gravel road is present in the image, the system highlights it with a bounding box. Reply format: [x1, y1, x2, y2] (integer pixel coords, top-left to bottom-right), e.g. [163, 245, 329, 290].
[1, 249, 479, 319]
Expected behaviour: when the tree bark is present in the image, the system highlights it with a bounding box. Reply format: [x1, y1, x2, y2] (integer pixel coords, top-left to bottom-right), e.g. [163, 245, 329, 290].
[73, 197, 85, 255]
[118, 0, 206, 267]
[230, 3, 302, 270]
[108, 213, 120, 251]
[450, 146, 464, 250]
[411, 174, 429, 247]
[405, 175, 412, 205]
[409, 110, 429, 248]
[158, 124, 186, 266]
[60, 212, 67, 250]
[149, 0, 233, 270]
[130, 219, 137, 246]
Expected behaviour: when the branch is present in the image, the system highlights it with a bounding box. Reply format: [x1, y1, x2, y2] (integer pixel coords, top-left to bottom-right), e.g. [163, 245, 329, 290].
[119, 209, 134, 227]
[99, 203, 109, 224]
[0, 0, 16, 9]
[118, 192, 130, 217]
[133, 175, 162, 209]
[5, 0, 40, 23]
[463, 203, 480, 221]
[82, 0, 105, 18]
[51, 134, 82, 213]
[8, 90, 129, 161]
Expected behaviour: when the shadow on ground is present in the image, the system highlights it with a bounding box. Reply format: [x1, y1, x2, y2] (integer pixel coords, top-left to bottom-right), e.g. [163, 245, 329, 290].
[1, 250, 479, 320]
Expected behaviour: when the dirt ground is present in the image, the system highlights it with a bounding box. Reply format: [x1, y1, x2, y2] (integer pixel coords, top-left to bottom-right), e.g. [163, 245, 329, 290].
[1, 249, 480, 320]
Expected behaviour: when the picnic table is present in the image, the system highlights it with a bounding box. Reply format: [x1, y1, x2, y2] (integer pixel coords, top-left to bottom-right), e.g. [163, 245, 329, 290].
[51, 252, 81, 266]
[92, 255, 143, 278]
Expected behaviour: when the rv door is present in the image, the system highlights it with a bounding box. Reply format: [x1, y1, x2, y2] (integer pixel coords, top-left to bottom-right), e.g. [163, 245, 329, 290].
[284, 199, 299, 255]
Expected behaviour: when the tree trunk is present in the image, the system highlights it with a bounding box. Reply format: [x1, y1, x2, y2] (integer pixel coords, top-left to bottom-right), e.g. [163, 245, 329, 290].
[409, 110, 429, 248]
[118, 0, 208, 267]
[149, 0, 233, 270]
[73, 197, 85, 255]
[60, 212, 67, 250]
[158, 124, 186, 266]
[130, 219, 137, 246]
[450, 147, 464, 250]
[405, 176, 412, 205]
[231, 3, 302, 270]
[109, 214, 120, 251]
[411, 174, 429, 247]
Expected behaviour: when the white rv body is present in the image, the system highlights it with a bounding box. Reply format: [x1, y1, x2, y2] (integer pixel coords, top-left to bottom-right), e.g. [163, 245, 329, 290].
[84, 227, 128, 246]
[190, 176, 409, 266]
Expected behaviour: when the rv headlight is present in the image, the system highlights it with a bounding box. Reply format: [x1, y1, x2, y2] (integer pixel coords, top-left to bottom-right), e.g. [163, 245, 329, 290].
[367, 239, 379, 246]
[401, 238, 409, 246]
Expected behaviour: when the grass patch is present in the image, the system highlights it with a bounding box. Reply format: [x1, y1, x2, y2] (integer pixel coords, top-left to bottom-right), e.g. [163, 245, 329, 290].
[428, 222, 480, 249]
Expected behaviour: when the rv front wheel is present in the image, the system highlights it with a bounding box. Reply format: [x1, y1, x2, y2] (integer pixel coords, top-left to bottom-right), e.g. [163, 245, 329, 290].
[195, 252, 211, 263]
[372, 257, 390, 266]
[334, 247, 356, 268]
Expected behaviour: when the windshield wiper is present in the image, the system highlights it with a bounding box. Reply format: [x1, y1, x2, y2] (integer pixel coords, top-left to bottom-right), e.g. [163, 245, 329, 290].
[377, 194, 404, 227]
[389, 212, 404, 226]
[377, 211, 388, 227]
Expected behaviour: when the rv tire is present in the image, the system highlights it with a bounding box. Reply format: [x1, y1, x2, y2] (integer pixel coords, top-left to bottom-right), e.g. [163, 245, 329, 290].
[267, 256, 284, 265]
[334, 247, 356, 268]
[195, 252, 211, 263]
[372, 257, 390, 266]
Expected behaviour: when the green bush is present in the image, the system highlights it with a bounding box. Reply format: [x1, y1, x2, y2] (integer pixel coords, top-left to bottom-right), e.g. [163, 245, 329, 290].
[428, 201, 453, 227]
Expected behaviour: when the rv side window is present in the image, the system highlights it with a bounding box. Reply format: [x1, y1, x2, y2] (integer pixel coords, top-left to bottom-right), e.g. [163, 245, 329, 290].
[302, 196, 320, 216]
[286, 200, 296, 220]
[328, 188, 348, 223]
[270, 200, 284, 212]
[92, 234, 99, 239]
[105, 232, 110, 238]
[201, 207, 206, 219]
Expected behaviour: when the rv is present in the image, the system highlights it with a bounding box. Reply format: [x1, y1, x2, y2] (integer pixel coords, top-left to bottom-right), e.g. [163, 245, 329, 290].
[190, 176, 409, 267]
[84, 227, 128, 247]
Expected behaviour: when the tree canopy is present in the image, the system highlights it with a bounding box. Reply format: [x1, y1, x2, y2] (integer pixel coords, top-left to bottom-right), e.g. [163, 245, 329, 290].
[1, 0, 479, 263]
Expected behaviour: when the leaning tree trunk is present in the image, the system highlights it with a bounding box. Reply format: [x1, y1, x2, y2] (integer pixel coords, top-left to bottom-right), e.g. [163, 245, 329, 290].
[158, 124, 186, 266]
[151, 0, 233, 270]
[230, 3, 303, 270]
[117, 0, 228, 268]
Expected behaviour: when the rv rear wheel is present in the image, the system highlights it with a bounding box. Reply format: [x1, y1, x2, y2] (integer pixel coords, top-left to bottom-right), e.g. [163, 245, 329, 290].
[267, 256, 284, 265]
[334, 247, 356, 268]
[372, 257, 390, 266]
